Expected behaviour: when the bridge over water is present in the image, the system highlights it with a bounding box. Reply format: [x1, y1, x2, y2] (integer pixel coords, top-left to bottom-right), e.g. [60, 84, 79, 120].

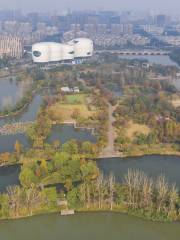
[96, 50, 170, 56]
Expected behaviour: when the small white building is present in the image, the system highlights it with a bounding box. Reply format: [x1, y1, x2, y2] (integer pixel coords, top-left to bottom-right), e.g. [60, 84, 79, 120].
[61, 86, 80, 93]
[61, 87, 73, 93]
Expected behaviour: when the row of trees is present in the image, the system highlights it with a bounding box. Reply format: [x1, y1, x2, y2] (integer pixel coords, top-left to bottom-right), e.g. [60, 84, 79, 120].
[58, 169, 180, 222]
[0, 185, 57, 219]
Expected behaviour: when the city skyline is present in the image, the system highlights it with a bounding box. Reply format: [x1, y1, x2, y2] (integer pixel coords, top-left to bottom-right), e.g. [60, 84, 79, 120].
[1, 0, 180, 15]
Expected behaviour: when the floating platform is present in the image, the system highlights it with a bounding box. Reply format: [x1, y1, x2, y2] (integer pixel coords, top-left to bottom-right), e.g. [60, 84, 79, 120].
[61, 210, 75, 216]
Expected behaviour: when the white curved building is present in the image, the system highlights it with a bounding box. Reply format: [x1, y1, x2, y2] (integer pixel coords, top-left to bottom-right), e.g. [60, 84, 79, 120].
[32, 38, 93, 63]
[61, 44, 74, 61]
[68, 38, 93, 58]
[32, 42, 51, 63]
[50, 43, 62, 62]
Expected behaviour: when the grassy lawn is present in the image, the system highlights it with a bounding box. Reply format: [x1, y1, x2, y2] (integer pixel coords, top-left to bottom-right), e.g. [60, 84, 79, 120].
[48, 94, 95, 122]
[65, 94, 87, 104]
[125, 121, 151, 139]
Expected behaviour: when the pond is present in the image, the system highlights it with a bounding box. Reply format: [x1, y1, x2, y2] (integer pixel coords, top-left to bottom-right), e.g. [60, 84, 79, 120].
[0, 124, 97, 154]
[47, 124, 96, 144]
[0, 212, 179, 240]
[0, 134, 31, 153]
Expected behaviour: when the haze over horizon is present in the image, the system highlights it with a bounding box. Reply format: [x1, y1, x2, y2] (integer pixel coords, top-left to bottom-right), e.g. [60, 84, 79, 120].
[1, 0, 180, 15]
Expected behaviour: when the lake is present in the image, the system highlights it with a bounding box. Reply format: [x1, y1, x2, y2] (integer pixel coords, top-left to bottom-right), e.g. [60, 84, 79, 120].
[0, 212, 179, 240]
[118, 55, 177, 66]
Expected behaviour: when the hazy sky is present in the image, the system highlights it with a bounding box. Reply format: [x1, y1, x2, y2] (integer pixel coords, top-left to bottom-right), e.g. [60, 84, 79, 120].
[1, 0, 180, 14]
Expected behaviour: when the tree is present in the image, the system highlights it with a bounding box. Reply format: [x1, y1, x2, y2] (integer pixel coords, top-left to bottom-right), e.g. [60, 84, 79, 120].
[52, 140, 61, 150]
[40, 159, 48, 176]
[71, 109, 80, 120]
[108, 173, 115, 210]
[62, 140, 78, 154]
[81, 141, 94, 154]
[80, 161, 99, 182]
[24, 185, 42, 216]
[0, 152, 10, 165]
[67, 188, 79, 208]
[14, 140, 22, 156]
[0, 194, 9, 218]
[7, 185, 22, 218]
[53, 152, 70, 170]
[19, 168, 37, 188]
[41, 187, 57, 209]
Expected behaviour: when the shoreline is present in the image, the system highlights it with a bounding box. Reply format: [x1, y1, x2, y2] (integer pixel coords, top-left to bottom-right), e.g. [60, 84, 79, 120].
[0, 207, 178, 224]
[0, 151, 180, 169]
[0, 91, 36, 120]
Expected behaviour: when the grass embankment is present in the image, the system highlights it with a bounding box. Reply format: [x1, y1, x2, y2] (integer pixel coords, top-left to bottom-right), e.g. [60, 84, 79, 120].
[47, 94, 96, 123]
[116, 120, 180, 157]
[125, 121, 151, 140]
[122, 144, 180, 157]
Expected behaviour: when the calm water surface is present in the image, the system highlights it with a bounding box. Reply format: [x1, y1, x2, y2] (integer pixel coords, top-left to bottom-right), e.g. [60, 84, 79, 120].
[118, 55, 177, 66]
[0, 165, 20, 192]
[0, 94, 43, 127]
[0, 77, 21, 111]
[48, 124, 96, 144]
[0, 212, 179, 240]
[97, 155, 180, 185]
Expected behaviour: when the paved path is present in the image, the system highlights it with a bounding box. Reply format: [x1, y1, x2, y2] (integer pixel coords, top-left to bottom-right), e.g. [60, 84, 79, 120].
[99, 102, 121, 158]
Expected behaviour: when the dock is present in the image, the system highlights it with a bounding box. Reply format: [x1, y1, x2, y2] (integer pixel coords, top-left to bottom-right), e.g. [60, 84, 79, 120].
[61, 210, 75, 216]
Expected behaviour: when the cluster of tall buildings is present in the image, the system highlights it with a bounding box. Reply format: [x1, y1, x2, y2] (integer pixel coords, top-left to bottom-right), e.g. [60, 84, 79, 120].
[0, 35, 23, 59]
[0, 9, 179, 60]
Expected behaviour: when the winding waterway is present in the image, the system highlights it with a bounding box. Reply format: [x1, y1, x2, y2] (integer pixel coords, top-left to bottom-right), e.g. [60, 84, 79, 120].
[0, 94, 43, 127]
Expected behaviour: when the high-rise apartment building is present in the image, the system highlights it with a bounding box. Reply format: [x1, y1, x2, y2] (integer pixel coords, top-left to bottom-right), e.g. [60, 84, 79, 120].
[0, 35, 23, 59]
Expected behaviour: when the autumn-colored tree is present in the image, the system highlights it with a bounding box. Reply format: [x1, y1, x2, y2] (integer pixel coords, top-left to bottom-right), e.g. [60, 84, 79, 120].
[71, 109, 81, 120]
[14, 140, 22, 156]
[0, 152, 10, 165]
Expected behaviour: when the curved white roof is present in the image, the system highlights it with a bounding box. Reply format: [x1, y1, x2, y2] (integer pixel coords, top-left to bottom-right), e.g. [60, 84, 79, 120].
[32, 38, 93, 63]
[68, 38, 93, 58]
